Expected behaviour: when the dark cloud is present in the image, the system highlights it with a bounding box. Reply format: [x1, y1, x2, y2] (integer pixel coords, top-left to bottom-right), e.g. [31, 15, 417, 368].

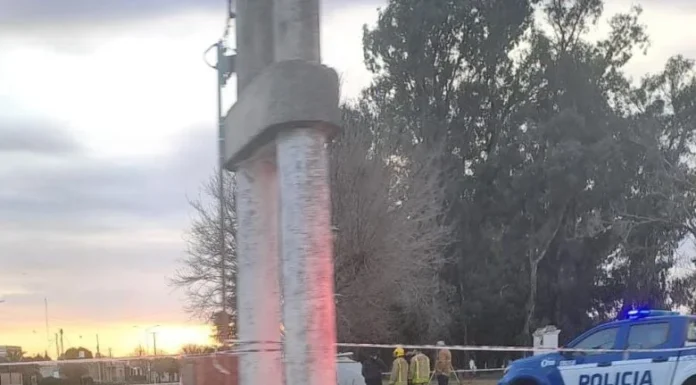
[0, 121, 82, 154]
[0, 0, 221, 24]
[0, 119, 218, 277]
[0, 121, 217, 327]
[0, 0, 381, 25]
[0, 124, 217, 222]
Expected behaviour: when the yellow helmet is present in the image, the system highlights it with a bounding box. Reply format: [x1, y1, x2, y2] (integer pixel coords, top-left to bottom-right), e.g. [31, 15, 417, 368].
[393, 345, 405, 358]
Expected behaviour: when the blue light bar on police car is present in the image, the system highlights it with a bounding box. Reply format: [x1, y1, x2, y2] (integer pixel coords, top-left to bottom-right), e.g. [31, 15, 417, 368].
[626, 309, 679, 319]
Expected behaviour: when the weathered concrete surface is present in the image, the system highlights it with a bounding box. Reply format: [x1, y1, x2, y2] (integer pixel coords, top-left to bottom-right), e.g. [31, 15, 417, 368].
[232, 2, 339, 385]
[223, 60, 340, 169]
[235, 0, 274, 91]
[277, 128, 337, 385]
[274, 0, 320, 62]
[234, 2, 281, 385]
[235, 144, 283, 385]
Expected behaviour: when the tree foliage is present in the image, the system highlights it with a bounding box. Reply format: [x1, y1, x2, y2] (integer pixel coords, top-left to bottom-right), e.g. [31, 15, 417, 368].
[170, 172, 237, 323]
[180, 344, 216, 355]
[59, 349, 92, 385]
[62, 348, 92, 360]
[130, 345, 147, 357]
[361, 0, 696, 354]
[331, 107, 452, 344]
[152, 357, 179, 375]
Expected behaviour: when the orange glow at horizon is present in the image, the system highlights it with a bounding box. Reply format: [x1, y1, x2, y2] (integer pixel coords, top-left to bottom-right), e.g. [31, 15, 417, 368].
[1, 322, 213, 358]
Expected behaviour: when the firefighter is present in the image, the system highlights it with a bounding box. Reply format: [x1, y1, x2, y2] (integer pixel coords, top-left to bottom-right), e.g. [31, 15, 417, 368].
[405, 351, 416, 385]
[389, 346, 409, 385]
[434, 341, 456, 385]
[409, 349, 431, 385]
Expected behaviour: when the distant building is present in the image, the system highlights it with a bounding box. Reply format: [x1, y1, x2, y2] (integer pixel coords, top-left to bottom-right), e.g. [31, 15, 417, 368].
[0, 346, 22, 359]
[0, 372, 22, 385]
[86, 362, 127, 383]
[38, 365, 60, 379]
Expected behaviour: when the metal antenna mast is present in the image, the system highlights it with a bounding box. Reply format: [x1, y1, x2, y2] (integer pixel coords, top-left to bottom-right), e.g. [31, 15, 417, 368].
[204, 0, 237, 344]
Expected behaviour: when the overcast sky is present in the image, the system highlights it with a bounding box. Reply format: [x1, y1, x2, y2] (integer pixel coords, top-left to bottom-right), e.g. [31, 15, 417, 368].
[0, 0, 694, 356]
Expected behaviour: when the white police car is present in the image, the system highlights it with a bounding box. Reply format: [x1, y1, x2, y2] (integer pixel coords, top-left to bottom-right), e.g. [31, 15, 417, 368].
[499, 309, 696, 385]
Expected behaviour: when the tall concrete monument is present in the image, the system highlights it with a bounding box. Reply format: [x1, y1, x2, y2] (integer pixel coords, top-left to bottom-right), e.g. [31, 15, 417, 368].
[225, 1, 341, 385]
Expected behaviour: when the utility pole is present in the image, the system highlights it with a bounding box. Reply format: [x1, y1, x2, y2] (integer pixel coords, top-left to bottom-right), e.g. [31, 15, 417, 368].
[151, 332, 157, 356]
[59, 329, 64, 357]
[216, 39, 236, 345]
[217, 39, 228, 341]
[96, 334, 102, 383]
[224, 2, 340, 385]
[205, 2, 236, 347]
[55, 333, 59, 359]
[44, 298, 49, 349]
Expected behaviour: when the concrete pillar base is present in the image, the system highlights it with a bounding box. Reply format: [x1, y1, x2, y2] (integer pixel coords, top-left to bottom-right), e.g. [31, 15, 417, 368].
[277, 128, 337, 385]
[236, 146, 283, 385]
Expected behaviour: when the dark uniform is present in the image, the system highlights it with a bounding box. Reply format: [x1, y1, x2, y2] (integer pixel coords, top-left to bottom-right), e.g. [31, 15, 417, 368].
[362, 355, 387, 385]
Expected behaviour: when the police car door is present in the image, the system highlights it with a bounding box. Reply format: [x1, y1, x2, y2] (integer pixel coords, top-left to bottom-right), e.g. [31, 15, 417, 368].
[619, 320, 676, 385]
[558, 324, 625, 385]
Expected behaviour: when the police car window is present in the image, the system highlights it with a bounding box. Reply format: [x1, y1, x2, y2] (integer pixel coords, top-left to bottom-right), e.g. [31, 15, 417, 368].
[687, 320, 696, 343]
[627, 323, 669, 349]
[572, 327, 618, 353]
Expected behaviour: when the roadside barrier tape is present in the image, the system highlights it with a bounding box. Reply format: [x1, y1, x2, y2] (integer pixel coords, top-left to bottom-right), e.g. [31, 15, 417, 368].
[336, 341, 696, 354]
[225, 339, 283, 345]
[5, 340, 696, 368]
[453, 368, 505, 373]
[379, 368, 506, 376]
[210, 351, 230, 375]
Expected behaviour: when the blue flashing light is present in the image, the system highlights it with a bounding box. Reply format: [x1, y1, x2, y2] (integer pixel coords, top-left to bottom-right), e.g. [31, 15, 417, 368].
[627, 309, 651, 319]
[621, 308, 679, 320]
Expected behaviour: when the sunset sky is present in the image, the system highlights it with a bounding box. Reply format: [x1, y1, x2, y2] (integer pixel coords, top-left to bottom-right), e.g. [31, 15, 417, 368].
[0, 0, 694, 357]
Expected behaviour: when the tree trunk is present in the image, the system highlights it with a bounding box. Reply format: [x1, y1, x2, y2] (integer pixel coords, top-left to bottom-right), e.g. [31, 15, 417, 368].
[521, 204, 569, 344]
[522, 256, 539, 346]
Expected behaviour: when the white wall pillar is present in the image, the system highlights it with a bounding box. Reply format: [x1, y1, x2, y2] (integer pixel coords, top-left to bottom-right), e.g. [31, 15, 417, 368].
[277, 128, 337, 385]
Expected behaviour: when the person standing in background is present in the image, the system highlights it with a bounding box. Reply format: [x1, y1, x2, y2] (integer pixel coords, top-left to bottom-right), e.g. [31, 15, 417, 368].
[361, 351, 387, 385]
[467, 355, 477, 381]
[434, 341, 455, 385]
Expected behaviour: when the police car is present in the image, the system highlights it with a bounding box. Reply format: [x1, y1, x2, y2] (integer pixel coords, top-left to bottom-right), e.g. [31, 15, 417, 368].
[499, 309, 696, 385]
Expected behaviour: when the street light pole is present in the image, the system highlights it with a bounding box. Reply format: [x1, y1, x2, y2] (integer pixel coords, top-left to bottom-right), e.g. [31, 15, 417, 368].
[135, 325, 160, 355]
[215, 39, 239, 344]
[205, 25, 236, 347]
[216, 40, 227, 323]
[151, 332, 157, 357]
